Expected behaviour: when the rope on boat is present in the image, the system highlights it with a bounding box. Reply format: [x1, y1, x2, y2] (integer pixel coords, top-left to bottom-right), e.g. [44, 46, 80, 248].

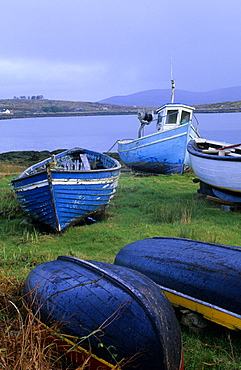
[194, 114, 230, 142]
[107, 140, 119, 152]
[197, 128, 227, 142]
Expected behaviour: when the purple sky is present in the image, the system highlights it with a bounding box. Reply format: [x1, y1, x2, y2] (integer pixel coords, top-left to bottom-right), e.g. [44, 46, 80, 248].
[1, 0, 241, 102]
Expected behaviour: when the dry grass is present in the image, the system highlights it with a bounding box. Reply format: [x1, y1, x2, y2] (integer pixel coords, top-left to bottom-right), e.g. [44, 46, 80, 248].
[0, 275, 123, 370]
[0, 276, 67, 369]
[0, 161, 26, 176]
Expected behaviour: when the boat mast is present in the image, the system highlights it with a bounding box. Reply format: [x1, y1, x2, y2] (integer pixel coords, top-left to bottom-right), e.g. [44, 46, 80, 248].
[170, 57, 175, 103]
[171, 79, 175, 103]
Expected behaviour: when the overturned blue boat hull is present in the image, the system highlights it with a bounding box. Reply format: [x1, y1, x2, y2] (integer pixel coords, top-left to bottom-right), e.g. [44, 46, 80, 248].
[23, 256, 183, 370]
[11, 148, 121, 233]
[115, 237, 241, 330]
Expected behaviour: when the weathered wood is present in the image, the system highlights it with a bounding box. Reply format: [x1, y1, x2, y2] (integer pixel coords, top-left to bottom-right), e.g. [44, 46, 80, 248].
[80, 153, 91, 170]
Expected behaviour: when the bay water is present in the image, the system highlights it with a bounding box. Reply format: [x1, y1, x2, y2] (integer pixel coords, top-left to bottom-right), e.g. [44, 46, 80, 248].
[0, 112, 241, 154]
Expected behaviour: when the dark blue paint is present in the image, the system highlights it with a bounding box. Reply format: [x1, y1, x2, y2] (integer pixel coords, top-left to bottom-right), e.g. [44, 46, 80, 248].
[114, 237, 241, 315]
[23, 256, 182, 370]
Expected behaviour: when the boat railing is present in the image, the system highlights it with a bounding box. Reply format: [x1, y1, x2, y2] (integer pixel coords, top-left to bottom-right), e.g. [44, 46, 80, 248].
[20, 152, 113, 177]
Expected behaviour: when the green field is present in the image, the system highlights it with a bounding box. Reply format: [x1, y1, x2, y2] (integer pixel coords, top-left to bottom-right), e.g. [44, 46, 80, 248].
[1, 168, 241, 369]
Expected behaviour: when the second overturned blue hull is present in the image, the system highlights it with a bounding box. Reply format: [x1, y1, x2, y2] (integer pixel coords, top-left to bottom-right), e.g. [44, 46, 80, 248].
[115, 237, 241, 330]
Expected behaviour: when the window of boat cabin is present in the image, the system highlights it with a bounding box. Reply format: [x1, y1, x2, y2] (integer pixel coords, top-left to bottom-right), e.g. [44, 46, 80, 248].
[180, 110, 191, 124]
[166, 110, 178, 124]
[157, 112, 164, 130]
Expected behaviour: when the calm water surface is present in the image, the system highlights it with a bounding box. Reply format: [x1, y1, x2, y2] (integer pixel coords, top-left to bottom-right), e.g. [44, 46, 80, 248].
[1, 113, 241, 154]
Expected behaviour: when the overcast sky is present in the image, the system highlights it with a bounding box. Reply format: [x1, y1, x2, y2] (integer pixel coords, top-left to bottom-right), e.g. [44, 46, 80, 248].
[1, 0, 241, 102]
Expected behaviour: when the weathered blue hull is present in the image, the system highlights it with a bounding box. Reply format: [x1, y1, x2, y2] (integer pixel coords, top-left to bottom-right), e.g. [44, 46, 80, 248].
[23, 256, 183, 370]
[115, 237, 241, 330]
[118, 123, 197, 174]
[11, 148, 121, 233]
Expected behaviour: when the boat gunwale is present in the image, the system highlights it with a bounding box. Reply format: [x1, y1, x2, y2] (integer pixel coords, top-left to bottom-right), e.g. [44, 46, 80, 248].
[151, 236, 241, 252]
[162, 285, 241, 319]
[118, 132, 187, 153]
[11, 147, 121, 182]
[11, 166, 121, 183]
[161, 285, 241, 330]
[118, 122, 190, 147]
[198, 179, 241, 195]
[187, 140, 241, 162]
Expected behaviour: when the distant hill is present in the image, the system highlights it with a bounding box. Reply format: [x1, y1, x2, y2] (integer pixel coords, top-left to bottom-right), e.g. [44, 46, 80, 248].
[99, 86, 241, 107]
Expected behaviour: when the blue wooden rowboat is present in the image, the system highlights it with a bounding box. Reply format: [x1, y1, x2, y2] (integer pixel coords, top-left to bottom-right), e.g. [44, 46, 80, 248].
[187, 138, 241, 203]
[11, 148, 121, 233]
[114, 237, 241, 330]
[23, 256, 184, 370]
[117, 81, 199, 174]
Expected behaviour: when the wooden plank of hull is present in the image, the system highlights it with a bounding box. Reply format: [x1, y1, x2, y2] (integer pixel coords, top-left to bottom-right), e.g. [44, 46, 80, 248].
[191, 156, 241, 193]
[114, 237, 241, 330]
[23, 256, 183, 370]
[118, 122, 198, 174]
[12, 170, 120, 233]
[13, 180, 57, 228]
[118, 125, 188, 174]
[51, 174, 119, 231]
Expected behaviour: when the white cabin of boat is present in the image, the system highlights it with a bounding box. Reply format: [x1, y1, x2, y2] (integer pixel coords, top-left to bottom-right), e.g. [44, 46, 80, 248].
[137, 102, 195, 138]
[155, 103, 195, 131]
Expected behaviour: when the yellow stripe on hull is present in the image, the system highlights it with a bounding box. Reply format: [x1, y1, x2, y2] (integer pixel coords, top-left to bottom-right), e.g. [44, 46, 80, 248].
[162, 286, 241, 330]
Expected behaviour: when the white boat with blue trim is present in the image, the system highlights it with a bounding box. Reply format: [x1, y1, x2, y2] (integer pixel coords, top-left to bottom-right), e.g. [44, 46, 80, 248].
[118, 81, 199, 174]
[11, 148, 121, 233]
[187, 138, 241, 203]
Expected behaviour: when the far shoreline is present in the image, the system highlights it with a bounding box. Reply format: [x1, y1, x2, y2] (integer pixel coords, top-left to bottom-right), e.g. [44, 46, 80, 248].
[1, 107, 241, 121]
[0, 110, 138, 120]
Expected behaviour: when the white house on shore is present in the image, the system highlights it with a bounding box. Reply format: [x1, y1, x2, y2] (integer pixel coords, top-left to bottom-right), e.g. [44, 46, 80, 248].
[0, 109, 12, 114]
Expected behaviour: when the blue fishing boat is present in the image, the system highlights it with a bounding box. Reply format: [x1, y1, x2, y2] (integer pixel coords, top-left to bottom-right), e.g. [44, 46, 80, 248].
[11, 148, 121, 233]
[115, 237, 241, 330]
[118, 81, 199, 174]
[23, 256, 184, 370]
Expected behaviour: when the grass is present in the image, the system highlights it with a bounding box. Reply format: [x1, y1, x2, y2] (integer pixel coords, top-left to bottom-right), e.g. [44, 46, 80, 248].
[1, 167, 241, 369]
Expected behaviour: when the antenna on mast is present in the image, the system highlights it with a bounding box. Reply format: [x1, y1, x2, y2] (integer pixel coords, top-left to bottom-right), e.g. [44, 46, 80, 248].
[170, 57, 175, 103]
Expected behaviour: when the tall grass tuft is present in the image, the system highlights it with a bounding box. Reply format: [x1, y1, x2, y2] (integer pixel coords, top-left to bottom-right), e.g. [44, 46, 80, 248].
[0, 184, 21, 218]
[146, 198, 203, 224]
[0, 277, 68, 369]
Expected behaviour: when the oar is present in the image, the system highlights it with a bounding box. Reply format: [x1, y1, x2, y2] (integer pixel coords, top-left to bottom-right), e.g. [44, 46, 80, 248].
[217, 143, 241, 150]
